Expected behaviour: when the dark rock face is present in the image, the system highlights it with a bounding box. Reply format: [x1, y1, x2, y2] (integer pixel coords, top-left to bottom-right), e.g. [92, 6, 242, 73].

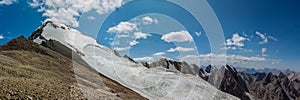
[28, 21, 53, 41]
[123, 55, 137, 63]
[198, 68, 208, 81]
[200, 65, 300, 100]
[142, 58, 198, 75]
[207, 65, 251, 100]
[113, 50, 121, 57]
[205, 65, 212, 73]
[247, 72, 300, 100]
[145, 58, 169, 69]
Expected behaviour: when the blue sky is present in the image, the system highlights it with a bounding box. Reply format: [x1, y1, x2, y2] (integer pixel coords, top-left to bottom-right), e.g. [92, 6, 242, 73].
[0, 0, 299, 71]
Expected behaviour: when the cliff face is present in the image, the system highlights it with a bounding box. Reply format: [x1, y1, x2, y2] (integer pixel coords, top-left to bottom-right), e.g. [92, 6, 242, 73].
[248, 72, 300, 100]
[0, 36, 146, 99]
[142, 58, 198, 75]
[196, 65, 300, 100]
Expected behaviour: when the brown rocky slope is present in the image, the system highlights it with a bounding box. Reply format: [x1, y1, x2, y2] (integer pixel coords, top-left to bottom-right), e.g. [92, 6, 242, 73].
[0, 36, 146, 99]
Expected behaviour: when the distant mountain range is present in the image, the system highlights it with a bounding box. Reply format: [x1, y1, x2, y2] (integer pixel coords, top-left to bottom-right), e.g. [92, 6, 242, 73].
[235, 67, 296, 75]
[145, 59, 300, 100]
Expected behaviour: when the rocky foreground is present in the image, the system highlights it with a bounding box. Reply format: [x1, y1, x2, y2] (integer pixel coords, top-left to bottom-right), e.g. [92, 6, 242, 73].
[0, 36, 146, 99]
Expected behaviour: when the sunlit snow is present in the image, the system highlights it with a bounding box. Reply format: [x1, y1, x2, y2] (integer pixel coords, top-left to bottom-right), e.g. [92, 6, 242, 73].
[34, 23, 239, 100]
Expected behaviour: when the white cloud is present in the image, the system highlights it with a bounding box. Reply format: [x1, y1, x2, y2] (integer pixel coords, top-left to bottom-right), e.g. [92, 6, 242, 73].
[262, 48, 267, 54]
[105, 37, 113, 41]
[87, 16, 96, 20]
[142, 16, 158, 25]
[113, 46, 130, 51]
[129, 40, 139, 46]
[256, 32, 268, 44]
[161, 30, 193, 43]
[181, 55, 200, 65]
[195, 32, 202, 37]
[108, 17, 154, 40]
[153, 52, 165, 56]
[180, 53, 268, 66]
[133, 57, 153, 62]
[107, 22, 137, 34]
[256, 31, 277, 44]
[222, 47, 253, 52]
[226, 33, 248, 47]
[0, 34, 4, 39]
[116, 34, 130, 38]
[132, 52, 166, 63]
[134, 31, 151, 39]
[167, 47, 195, 52]
[28, 0, 123, 27]
[262, 47, 268, 56]
[267, 36, 278, 41]
[0, 0, 17, 5]
[132, 52, 165, 62]
[272, 60, 280, 64]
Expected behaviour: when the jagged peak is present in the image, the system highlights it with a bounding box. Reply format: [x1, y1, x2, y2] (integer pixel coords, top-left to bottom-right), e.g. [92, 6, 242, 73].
[29, 21, 71, 41]
[279, 72, 287, 78]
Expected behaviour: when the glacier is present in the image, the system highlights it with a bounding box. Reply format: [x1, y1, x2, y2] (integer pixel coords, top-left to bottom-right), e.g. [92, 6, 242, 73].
[32, 22, 239, 100]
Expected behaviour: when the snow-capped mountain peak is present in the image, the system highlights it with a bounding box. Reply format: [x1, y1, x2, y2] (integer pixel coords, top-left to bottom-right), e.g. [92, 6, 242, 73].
[29, 21, 239, 100]
[29, 21, 107, 56]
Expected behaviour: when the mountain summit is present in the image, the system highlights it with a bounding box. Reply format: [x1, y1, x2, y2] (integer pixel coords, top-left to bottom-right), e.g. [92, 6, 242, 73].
[24, 21, 239, 99]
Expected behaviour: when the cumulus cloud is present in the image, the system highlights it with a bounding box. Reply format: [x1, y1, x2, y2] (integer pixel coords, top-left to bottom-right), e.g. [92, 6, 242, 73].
[108, 17, 155, 51]
[107, 22, 137, 34]
[0, 34, 4, 39]
[134, 31, 151, 39]
[225, 33, 252, 52]
[0, 0, 17, 5]
[167, 47, 195, 52]
[161, 30, 193, 43]
[129, 40, 139, 46]
[256, 31, 277, 44]
[28, 0, 123, 27]
[226, 33, 248, 47]
[142, 16, 158, 25]
[108, 18, 152, 40]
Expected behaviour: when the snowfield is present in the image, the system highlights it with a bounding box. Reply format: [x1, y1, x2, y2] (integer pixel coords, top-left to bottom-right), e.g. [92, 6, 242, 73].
[33, 23, 239, 100]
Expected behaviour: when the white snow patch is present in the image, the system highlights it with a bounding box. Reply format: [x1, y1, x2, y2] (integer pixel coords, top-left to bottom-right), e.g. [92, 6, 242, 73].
[34, 23, 240, 100]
